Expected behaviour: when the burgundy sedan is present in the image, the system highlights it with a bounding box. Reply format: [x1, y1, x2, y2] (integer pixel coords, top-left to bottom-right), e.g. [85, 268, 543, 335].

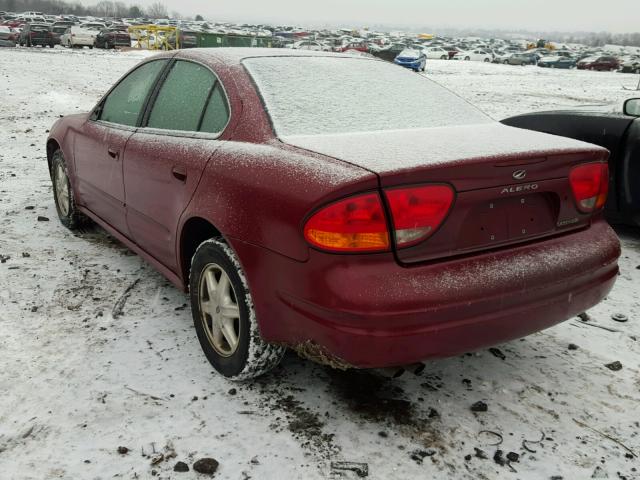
[46, 49, 620, 380]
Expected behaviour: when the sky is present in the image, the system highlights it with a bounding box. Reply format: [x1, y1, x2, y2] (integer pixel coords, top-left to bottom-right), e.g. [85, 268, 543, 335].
[128, 0, 640, 34]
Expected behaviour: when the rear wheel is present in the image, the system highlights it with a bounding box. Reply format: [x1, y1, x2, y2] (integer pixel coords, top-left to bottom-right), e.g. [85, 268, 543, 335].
[464, 56, 470, 61]
[51, 150, 89, 230]
[484, 58, 490, 62]
[190, 239, 285, 380]
[440, 55, 447, 60]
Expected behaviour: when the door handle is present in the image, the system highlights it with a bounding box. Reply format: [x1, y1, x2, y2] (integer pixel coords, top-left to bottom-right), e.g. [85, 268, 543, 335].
[107, 148, 119, 159]
[172, 166, 187, 182]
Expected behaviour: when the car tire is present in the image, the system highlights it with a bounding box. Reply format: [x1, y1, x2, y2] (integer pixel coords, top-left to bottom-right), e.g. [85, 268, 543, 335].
[189, 238, 285, 381]
[440, 55, 447, 60]
[89, 45, 93, 49]
[521, 62, 526, 66]
[464, 56, 470, 61]
[484, 58, 490, 62]
[503, 60, 509, 64]
[51, 149, 89, 230]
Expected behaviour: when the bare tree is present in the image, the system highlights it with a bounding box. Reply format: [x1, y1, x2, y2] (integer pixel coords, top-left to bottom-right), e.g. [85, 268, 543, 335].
[95, 0, 115, 17]
[114, 1, 128, 17]
[145, 1, 167, 19]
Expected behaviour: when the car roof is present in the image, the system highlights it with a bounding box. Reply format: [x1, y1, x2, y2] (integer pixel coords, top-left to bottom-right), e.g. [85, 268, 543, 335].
[174, 47, 363, 66]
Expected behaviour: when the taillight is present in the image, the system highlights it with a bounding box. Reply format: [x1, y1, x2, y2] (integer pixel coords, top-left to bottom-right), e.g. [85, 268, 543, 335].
[385, 185, 455, 247]
[303, 193, 390, 252]
[569, 162, 608, 213]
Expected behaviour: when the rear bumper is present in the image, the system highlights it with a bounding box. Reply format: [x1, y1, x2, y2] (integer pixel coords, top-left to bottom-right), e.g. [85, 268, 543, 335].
[232, 220, 620, 368]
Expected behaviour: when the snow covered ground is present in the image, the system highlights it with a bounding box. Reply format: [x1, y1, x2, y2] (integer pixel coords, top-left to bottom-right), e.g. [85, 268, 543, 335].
[0, 47, 639, 480]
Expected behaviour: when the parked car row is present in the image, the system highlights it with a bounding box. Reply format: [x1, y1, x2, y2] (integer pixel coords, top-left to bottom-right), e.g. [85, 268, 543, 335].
[2, 10, 639, 74]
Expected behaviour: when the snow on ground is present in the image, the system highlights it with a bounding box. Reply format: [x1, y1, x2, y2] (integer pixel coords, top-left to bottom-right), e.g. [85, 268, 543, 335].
[0, 47, 639, 480]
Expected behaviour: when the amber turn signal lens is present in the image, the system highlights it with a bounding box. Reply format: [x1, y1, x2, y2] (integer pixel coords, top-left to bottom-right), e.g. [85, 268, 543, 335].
[304, 193, 390, 252]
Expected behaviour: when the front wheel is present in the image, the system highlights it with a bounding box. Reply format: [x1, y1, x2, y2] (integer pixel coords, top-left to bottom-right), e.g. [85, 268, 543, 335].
[464, 56, 470, 61]
[440, 55, 447, 60]
[484, 58, 490, 62]
[51, 150, 89, 229]
[190, 239, 285, 381]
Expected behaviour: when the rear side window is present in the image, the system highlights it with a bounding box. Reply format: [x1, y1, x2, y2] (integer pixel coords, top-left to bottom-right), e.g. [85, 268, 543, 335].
[147, 60, 216, 132]
[200, 84, 229, 134]
[100, 60, 167, 127]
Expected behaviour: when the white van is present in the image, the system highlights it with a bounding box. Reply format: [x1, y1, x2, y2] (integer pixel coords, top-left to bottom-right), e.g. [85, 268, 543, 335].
[61, 26, 97, 48]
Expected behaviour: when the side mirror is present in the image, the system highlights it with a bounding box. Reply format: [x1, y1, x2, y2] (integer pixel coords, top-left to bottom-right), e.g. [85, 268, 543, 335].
[623, 98, 640, 117]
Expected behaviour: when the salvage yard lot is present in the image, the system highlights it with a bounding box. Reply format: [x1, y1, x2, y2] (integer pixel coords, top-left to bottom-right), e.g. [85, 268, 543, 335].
[0, 47, 639, 479]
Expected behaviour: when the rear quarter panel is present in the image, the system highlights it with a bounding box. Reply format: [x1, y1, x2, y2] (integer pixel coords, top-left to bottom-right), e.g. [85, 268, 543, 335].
[181, 140, 378, 263]
[47, 113, 88, 179]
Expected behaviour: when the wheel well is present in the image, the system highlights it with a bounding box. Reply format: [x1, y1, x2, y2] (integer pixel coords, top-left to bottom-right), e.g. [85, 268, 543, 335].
[46, 139, 60, 176]
[180, 217, 222, 286]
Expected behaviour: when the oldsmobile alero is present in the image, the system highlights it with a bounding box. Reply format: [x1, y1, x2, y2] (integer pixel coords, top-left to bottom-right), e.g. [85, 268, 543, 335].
[46, 49, 620, 380]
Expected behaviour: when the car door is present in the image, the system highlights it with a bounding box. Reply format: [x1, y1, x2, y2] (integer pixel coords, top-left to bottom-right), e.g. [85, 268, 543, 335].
[123, 59, 230, 271]
[73, 59, 169, 236]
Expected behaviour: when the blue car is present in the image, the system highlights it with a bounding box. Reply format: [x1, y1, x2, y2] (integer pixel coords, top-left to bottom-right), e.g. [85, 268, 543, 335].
[394, 48, 426, 72]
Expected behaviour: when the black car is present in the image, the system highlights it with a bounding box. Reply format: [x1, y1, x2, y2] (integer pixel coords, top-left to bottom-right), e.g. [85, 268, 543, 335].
[502, 98, 640, 227]
[370, 43, 407, 62]
[19, 23, 54, 47]
[95, 27, 131, 49]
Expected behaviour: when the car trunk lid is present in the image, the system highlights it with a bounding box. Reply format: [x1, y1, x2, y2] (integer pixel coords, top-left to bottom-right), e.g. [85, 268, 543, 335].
[282, 123, 609, 264]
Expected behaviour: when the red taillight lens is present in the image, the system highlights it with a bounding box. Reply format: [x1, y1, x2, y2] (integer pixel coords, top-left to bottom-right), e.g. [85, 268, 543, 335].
[569, 162, 608, 213]
[385, 184, 455, 248]
[304, 193, 390, 252]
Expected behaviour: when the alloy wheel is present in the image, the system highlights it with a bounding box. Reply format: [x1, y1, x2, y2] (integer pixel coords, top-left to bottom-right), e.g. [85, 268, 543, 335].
[54, 163, 70, 217]
[198, 263, 241, 357]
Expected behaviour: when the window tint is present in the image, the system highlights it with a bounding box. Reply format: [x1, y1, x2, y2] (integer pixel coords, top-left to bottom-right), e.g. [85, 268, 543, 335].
[100, 60, 167, 126]
[200, 84, 230, 134]
[147, 61, 215, 131]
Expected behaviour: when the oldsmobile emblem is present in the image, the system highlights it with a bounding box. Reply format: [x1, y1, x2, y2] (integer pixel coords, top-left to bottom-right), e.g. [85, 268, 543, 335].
[512, 169, 527, 180]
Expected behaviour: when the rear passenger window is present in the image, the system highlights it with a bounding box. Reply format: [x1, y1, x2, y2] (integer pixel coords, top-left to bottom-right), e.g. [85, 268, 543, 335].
[147, 61, 215, 132]
[100, 60, 167, 126]
[200, 84, 229, 134]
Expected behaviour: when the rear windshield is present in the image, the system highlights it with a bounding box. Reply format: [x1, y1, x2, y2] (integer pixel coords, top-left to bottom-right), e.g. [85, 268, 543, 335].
[243, 56, 491, 136]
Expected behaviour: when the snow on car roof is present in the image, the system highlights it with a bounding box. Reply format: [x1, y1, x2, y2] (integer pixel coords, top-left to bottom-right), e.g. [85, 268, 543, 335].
[242, 55, 491, 136]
